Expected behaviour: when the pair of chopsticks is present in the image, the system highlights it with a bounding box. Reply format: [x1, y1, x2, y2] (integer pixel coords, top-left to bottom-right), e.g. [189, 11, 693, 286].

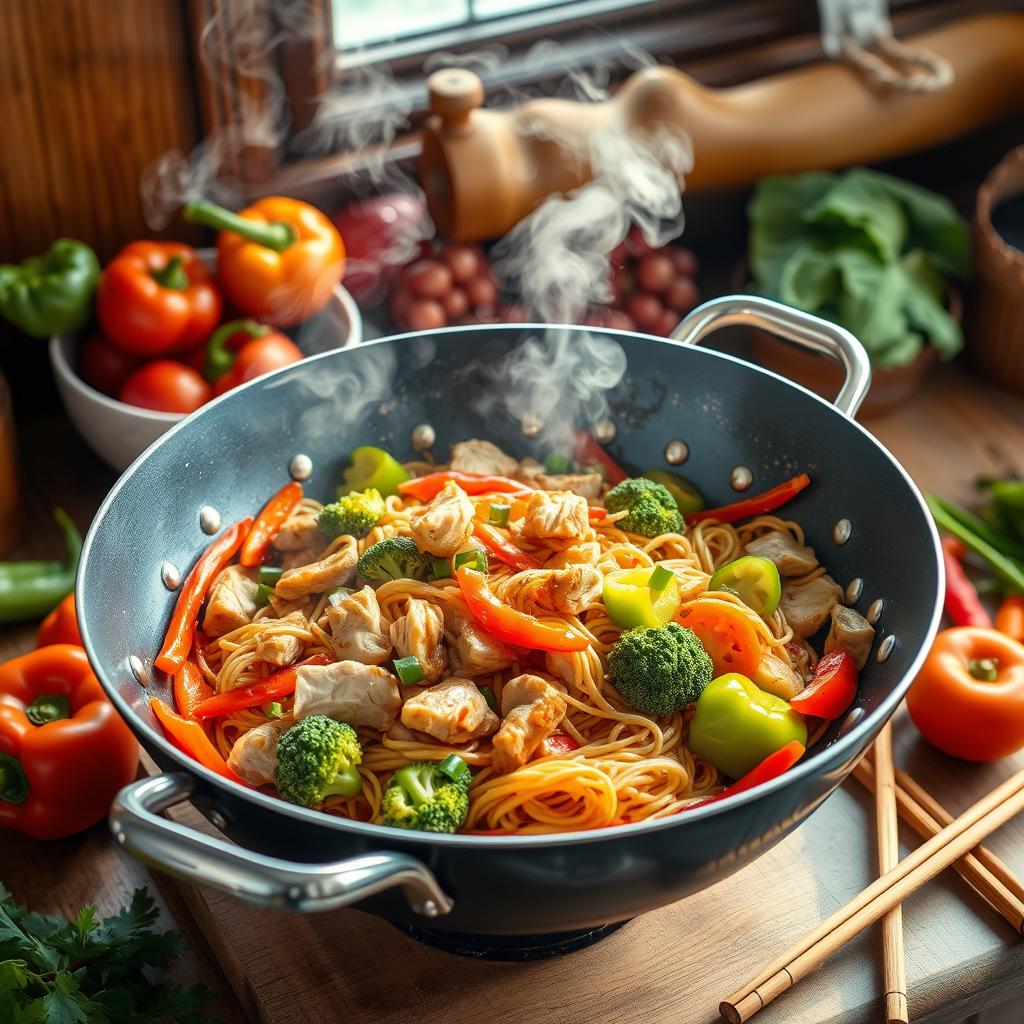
[720, 735, 1024, 1024]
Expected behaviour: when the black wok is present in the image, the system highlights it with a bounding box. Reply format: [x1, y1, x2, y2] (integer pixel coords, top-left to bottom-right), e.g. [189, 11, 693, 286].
[79, 296, 943, 944]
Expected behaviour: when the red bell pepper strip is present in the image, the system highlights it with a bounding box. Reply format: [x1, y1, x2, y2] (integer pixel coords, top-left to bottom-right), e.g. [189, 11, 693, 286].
[239, 481, 303, 567]
[686, 740, 806, 810]
[545, 732, 582, 755]
[573, 430, 628, 484]
[686, 473, 811, 526]
[790, 651, 858, 719]
[472, 521, 541, 571]
[940, 535, 992, 628]
[155, 518, 254, 675]
[456, 566, 589, 652]
[191, 653, 331, 720]
[996, 595, 1024, 643]
[589, 508, 607, 523]
[399, 471, 532, 502]
[173, 657, 214, 719]
[150, 698, 246, 784]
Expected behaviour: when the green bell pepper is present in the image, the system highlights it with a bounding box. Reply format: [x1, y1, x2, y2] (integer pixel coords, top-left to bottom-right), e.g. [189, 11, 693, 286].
[688, 672, 806, 779]
[0, 239, 100, 338]
[342, 446, 410, 498]
[643, 469, 705, 516]
[709, 555, 781, 616]
[603, 565, 681, 629]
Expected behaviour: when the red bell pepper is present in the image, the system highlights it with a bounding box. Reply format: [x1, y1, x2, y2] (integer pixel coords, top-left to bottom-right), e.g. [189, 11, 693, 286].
[0, 645, 140, 839]
[573, 430, 628, 484]
[545, 732, 582, 756]
[686, 473, 811, 526]
[941, 535, 992, 628]
[996, 595, 1024, 643]
[239, 481, 303, 567]
[191, 653, 331, 720]
[36, 593, 81, 648]
[456, 566, 589, 652]
[472, 521, 541, 571]
[790, 651, 858, 719]
[155, 518, 253, 675]
[150, 698, 245, 784]
[173, 657, 214, 719]
[686, 740, 806, 810]
[399, 471, 532, 502]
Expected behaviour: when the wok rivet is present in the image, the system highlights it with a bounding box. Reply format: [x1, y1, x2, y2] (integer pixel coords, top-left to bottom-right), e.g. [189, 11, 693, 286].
[730, 466, 753, 492]
[289, 453, 313, 481]
[839, 706, 865, 737]
[833, 518, 852, 545]
[160, 561, 181, 591]
[520, 415, 541, 439]
[410, 423, 436, 452]
[128, 655, 149, 686]
[198, 506, 222, 535]
[208, 810, 227, 831]
[593, 418, 617, 445]
[664, 439, 689, 465]
[846, 578, 864, 604]
[420, 900, 439, 917]
[877, 634, 897, 663]
[866, 598, 884, 624]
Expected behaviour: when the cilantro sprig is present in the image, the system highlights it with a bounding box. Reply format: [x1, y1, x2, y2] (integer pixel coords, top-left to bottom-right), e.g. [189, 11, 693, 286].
[0, 883, 214, 1023]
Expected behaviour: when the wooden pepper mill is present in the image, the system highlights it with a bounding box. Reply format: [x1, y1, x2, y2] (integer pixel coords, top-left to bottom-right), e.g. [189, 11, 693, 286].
[419, 14, 1024, 241]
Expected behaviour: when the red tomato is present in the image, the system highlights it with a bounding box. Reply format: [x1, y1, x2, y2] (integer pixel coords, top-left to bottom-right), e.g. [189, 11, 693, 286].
[77, 333, 140, 396]
[119, 361, 212, 413]
[213, 332, 303, 396]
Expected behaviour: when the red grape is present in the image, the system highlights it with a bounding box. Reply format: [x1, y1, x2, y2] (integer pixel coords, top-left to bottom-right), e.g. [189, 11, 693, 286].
[403, 259, 452, 299]
[605, 310, 636, 331]
[626, 292, 664, 332]
[466, 276, 497, 311]
[441, 244, 483, 284]
[664, 277, 699, 314]
[404, 299, 446, 331]
[625, 225, 655, 257]
[653, 309, 681, 337]
[669, 247, 698, 278]
[635, 253, 674, 294]
[443, 287, 469, 319]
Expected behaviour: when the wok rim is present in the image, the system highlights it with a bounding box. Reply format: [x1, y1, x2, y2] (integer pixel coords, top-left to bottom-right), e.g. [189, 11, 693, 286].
[78, 319, 945, 849]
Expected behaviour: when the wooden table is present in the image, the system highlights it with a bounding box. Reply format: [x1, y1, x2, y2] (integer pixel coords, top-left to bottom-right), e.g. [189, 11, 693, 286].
[2, 362, 1023, 1024]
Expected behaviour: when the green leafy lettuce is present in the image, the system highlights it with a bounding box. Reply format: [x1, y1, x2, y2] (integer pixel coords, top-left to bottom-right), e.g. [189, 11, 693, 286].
[748, 168, 969, 368]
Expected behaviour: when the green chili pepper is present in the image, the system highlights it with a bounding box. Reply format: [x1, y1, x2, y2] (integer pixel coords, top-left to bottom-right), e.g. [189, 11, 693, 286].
[709, 556, 782, 616]
[0, 239, 100, 337]
[688, 673, 807, 780]
[0, 509, 82, 623]
[643, 469, 705, 516]
[342, 446, 410, 498]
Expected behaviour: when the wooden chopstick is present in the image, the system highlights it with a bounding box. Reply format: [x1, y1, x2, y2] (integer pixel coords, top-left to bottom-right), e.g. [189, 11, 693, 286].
[872, 727, 908, 1024]
[720, 766, 1024, 1024]
[855, 758, 1024, 934]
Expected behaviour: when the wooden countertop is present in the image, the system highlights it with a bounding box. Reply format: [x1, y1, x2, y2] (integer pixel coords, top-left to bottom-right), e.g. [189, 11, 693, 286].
[2, 361, 1023, 1024]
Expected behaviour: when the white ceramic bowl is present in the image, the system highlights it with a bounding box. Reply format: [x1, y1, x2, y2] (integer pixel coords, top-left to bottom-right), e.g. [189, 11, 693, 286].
[50, 272, 362, 473]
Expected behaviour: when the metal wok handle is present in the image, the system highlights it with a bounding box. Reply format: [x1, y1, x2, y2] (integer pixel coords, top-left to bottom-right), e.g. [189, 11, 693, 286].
[110, 773, 453, 917]
[670, 295, 872, 418]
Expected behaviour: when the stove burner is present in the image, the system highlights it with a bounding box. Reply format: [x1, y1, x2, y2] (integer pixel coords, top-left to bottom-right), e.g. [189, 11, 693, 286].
[393, 920, 629, 961]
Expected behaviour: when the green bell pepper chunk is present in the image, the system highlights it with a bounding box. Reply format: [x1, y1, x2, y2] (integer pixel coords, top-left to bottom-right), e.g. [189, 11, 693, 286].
[342, 446, 410, 498]
[709, 555, 781, 616]
[0, 239, 100, 338]
[688, 672, 806, 780]
[643, 469, 705, 516]
[602, 566, 680, 629]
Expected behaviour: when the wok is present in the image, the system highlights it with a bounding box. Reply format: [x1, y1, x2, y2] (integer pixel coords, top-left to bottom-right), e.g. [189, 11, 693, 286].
[79, 296, 943, 945]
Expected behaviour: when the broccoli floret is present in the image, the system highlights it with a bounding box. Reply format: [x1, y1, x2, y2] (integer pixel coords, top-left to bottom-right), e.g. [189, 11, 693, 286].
[357, 536, 433, 583]
[274, 715, 363, 808]
[380, 758, 472, 833]
[318, 488, 385, 540]
[608, 622, 713, 715]
[605, 477, 683, 537]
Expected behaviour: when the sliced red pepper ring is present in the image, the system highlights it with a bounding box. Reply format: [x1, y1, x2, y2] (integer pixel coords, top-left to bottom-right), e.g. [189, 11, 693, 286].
[686, 473, 810, 526]
[239, 481, 303, 567]
[685, 740, 806, 810]
[150, 698, 246, 784]
[191, 653, 331, 719]
[399, 471, 533, 502]
[472, 521, 541, 571]
[790, 650, 858, 719]
[456, 566, 589, 652]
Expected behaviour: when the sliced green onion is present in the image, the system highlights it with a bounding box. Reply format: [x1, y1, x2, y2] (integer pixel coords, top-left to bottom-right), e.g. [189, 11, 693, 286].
[432, 557, 452, 580]
[326, 586, 351, 607]
[394, 655, 425, 685]
[648, 565, 673, 592]
[263, 701, 284, 718]
[259, 565, 284, 586]
[254, 583, 275, 608]
[437, 753, 472, 786]
[454, 549, 488, 573]
[478, 684, 497, 712]
[487, 503, 511, 527]
[545, 453, 573, 474]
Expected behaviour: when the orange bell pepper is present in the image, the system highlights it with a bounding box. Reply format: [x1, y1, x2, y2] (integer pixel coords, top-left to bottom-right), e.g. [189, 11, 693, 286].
[907, 626, 1024, 762]
[996, 595, 1024, 643]
[239, 481, 303, 567]
[399, 471, 532, 502]
[185, 196, 344, 326]
[36, 593, 81, 647]
[150, 698, 245, 785]
[0, 645, 139, 839]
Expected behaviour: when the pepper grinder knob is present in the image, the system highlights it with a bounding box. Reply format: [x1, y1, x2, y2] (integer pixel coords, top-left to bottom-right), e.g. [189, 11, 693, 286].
[427, 68, 485, 128]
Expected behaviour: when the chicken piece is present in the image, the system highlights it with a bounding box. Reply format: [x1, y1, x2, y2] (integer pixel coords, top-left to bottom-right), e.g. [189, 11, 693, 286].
[519, 490, 591, 546]
[492, 673, 567, 774]
[293, 660, 401, 730]
[449, 439, 520, 477]
[276, 538, 358, 600]
[280, 545, 323, 572]
[780, 574, 844, 638]
[226, 721, 286, 787]
[499, 564, 602, 614]
[445, 609, 515, 677]
[410, 480, 475, 557]
[785, 639, 815, 682]
[400, 678, 499, 744]
[753, 650, 805, 700]
[272, 505, 322, 552]
[253, 612, 306, 667]
[390, 597, 448, 682]
[550, 541, 602, 568]
[326, 586, 391, 665]
[745, 531, 819, 577]
[535, 474, 604, 500]
[825, 605, 876, 669]
[202, 565, 260, 639]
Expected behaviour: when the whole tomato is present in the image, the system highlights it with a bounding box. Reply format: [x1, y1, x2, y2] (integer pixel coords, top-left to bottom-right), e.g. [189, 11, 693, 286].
[205, 320, 303, 396]
[77, 333, 140, 396]
[119, 360, 211, 414]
